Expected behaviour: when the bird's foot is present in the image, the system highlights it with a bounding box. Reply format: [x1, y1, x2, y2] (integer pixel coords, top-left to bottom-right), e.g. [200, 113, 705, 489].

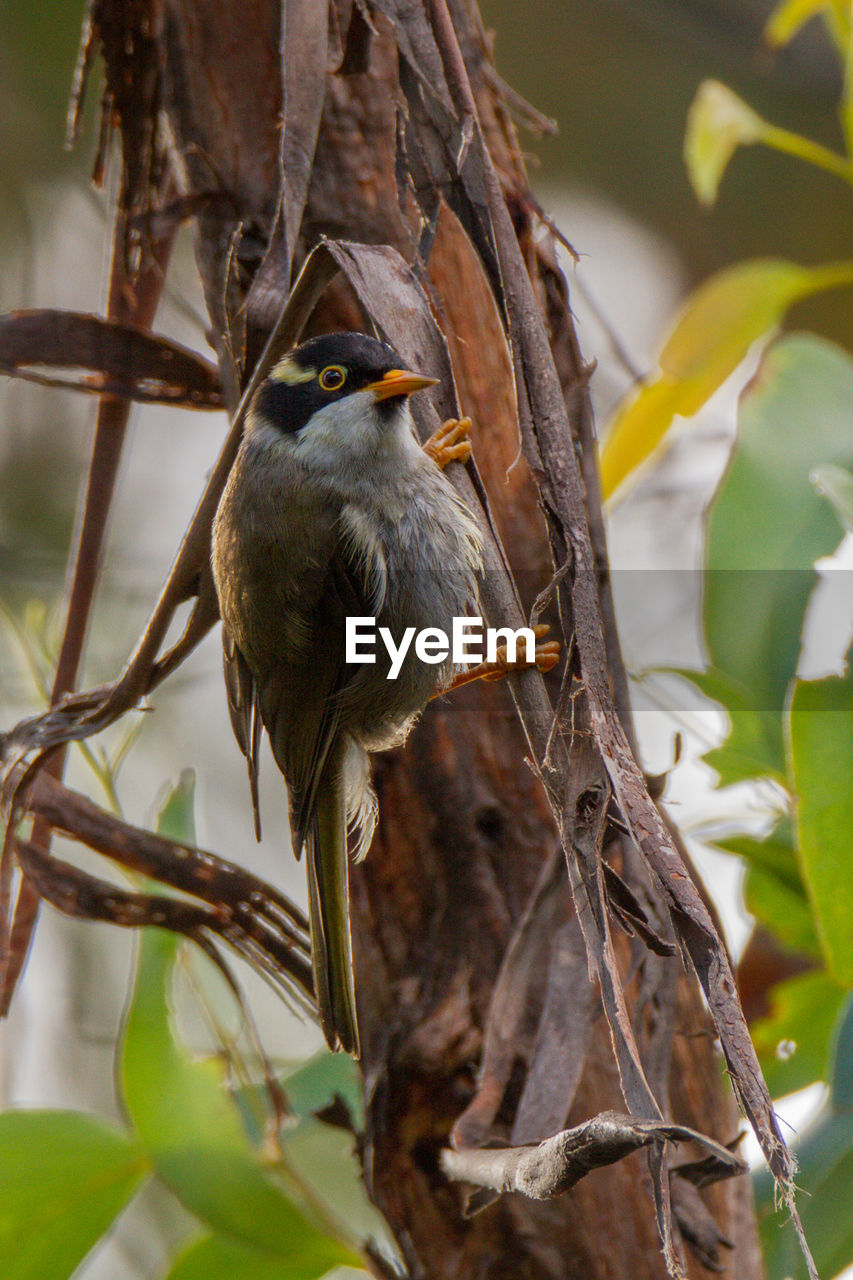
[439, 624, 561, 696]
[423, 416, 472, 470]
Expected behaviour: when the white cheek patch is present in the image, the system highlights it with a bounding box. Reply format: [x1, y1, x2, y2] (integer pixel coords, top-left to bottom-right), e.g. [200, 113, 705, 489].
[295, 391, 379, 456]
[271, 358, 316, 385]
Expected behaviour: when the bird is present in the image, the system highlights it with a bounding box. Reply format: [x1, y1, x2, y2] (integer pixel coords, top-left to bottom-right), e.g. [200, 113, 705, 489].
[211, 331, 484, 1057]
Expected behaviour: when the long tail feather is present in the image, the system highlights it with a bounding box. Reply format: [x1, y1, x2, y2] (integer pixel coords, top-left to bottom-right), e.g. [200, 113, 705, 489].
[307, 748, 360, 1057]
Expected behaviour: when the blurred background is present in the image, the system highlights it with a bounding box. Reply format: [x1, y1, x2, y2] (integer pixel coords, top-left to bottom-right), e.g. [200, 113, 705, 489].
[1, 0, 851, 1274]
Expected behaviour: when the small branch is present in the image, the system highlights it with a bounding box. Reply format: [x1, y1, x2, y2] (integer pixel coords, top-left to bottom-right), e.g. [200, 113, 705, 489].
[15, 838, 314, 1006]
[440, 1110, 746, 1202]
[20, 769, 310, 946]
[481, 64, 558, 138]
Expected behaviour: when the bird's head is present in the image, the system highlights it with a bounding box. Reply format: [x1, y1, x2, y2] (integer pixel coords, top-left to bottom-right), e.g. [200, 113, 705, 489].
[250, 332, 438, 453]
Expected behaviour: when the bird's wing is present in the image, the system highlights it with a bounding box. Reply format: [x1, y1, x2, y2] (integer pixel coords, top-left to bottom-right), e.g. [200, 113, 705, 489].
[265, 530, 381, 1060]
[222, 624, 263, 839]
[284, 534, 381, 854]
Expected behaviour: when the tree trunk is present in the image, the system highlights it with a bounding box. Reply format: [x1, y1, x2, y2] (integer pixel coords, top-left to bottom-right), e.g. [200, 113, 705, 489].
[149, 1, 764, 1275]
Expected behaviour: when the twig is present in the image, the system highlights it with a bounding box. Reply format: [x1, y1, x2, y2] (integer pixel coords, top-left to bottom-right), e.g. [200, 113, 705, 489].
[0, 208, 175, 1013]
[441, 1110, 745, 1202]
[21, 770, 310, 943]
[16, 838, 314, 1006]
[481, 64, 557, 138]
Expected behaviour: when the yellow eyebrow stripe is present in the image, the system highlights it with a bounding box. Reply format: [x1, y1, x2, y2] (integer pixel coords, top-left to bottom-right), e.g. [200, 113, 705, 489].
[271, 359, 316, 385]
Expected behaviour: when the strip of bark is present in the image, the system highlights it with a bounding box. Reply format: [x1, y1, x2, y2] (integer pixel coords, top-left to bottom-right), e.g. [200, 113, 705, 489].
[0, 309, 222, 407]
[15, 838, 313, 1005]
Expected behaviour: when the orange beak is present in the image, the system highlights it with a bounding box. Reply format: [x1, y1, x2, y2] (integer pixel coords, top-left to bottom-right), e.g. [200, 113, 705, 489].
[366, 368, 439, 402]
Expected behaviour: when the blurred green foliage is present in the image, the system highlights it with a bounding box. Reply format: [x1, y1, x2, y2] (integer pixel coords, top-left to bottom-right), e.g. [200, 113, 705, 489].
[0, 0, 94, 189]
[595, 5, 853, 1273]
[482, 0, 853, 314]
[0, 775, 381, 1279]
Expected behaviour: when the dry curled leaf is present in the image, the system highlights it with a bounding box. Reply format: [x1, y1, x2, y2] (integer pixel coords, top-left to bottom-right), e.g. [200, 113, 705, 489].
[0, 310, 222, 408]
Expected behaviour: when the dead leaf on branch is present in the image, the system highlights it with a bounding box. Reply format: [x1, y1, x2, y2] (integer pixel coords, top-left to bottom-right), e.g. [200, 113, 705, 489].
[0, 309, 223, 408]
[7, 770, 313, 1006]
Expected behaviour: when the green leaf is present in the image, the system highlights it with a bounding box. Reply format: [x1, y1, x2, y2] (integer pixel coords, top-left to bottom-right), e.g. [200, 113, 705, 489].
[154, 768, 198, 843]
[236, 1057, 396, 1263]
[120, 927, 359, 1269]
[0, 1110, 149, 1280]
[601, 263, 853, 499]
[715, 826, 819, 955]
[119, 776, 360, 1270]
[743, 864, 820, 956]
[789, 662, 853, 984]
[812, 462, 853, 533]
[664, 668, 785, 783]
[830, 994, 853, 1111]
[705, 335, 853, 724]
[751, 970, 847, 1098]
[237, 1056, 395, 1259]
[715, 823, 801, 887]
[282, 1118, 394, 1254]
[684, 81, 766, 206]
[756, 1109, 853, 1279]
[283, 1053, 364, 1129]
[755, 993, 853, 1277]
[163, 1232, 368, 1280]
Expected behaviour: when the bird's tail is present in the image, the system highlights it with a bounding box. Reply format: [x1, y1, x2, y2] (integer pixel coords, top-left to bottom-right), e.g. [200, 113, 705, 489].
[306, 745, 360, 1058]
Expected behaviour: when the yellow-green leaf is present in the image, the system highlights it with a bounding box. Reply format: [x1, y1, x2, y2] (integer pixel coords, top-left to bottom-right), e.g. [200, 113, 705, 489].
[0, 1110, 150, 1280]
[764, 0, 848, 53]
[685, 76, 852, 210]
[812, 463, 853, 533]
[600, 259, 853, 500]
[684, 80, 765, 207]
[768, 0, 845, 56]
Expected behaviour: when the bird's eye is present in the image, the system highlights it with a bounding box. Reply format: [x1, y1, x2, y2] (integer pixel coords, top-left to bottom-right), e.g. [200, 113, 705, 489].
[319, 365, 346, 391]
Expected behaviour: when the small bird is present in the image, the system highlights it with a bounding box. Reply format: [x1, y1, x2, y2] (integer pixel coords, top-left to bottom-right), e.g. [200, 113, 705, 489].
[212, 331, 484, 1056]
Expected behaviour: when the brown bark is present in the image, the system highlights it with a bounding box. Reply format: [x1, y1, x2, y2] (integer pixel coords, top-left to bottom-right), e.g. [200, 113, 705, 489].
[27, 0, 764, 1276]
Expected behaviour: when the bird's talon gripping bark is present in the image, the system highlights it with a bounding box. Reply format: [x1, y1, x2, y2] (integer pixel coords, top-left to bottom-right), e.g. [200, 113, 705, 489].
[440, 624, 561, 695]
[483, 623, 561, 681]
[423, 416, 473, 470]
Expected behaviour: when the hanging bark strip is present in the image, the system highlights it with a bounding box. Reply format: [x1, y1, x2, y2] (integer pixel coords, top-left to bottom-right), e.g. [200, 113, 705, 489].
[357, 2, 813, 1273]
[0, 0, 178, 1011]
[0, 310, 223, 407]
[0, 214, 175, 1014]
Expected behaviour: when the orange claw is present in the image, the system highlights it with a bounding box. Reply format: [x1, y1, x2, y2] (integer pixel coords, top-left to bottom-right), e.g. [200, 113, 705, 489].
[440, 624, 561, 696]
[423, 416, 473, 470]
